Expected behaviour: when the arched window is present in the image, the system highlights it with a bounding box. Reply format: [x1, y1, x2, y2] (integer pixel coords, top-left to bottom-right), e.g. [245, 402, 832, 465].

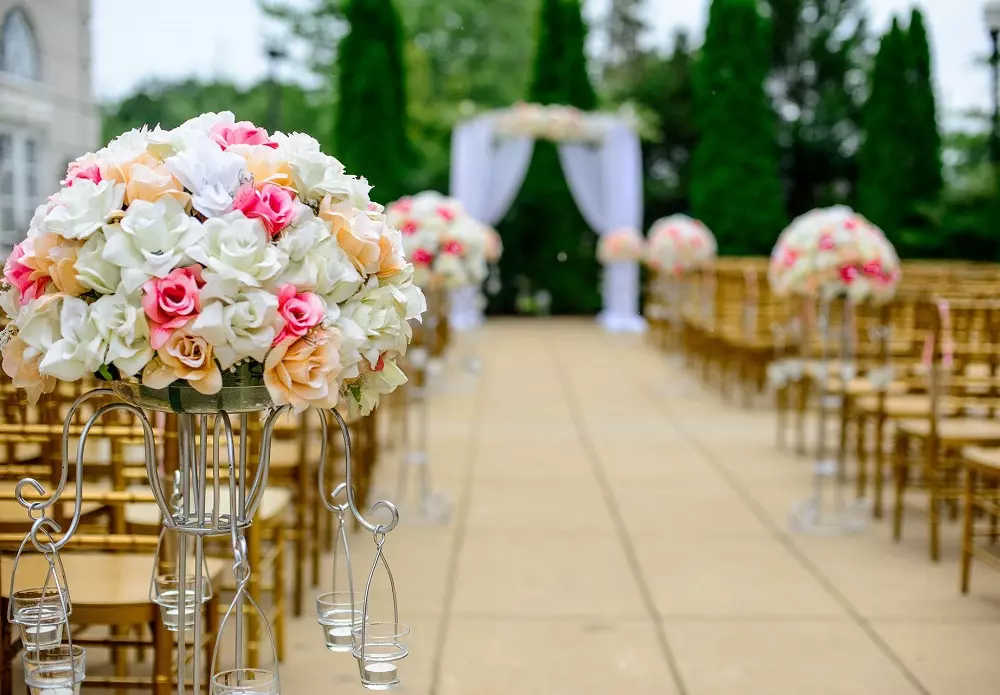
[0, 8, 40, 81]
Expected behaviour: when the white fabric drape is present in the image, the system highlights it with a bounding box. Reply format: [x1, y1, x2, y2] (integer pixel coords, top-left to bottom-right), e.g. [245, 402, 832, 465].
[558, 120, 645, 332]
[450, 116, 535, 226]
[448, 114, 645, 333]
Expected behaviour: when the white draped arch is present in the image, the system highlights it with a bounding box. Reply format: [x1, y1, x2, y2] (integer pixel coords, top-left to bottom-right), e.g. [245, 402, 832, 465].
[448, 110, 646, 333]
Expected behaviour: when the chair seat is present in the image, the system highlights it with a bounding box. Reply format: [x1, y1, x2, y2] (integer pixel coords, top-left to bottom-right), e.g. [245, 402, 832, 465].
[855, 394, 951, 417]
[826, 377, 907, 397]
[961, 446, 1000, 476]
[897, 417, 1000, 444]
[124, 486, 293, 526]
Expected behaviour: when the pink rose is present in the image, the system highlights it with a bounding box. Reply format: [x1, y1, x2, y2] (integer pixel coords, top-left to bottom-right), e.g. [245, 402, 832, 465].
[233, 183, 296, 237]
[4, 243, 49, 305]
[142, 266, 205, 350]
[400, 220, 418, 236]
[274, 284, 324, 345]
[61, 162, 102, 187]
[210, 121, 277, 149]
[844, 217, 860, 230]
[862, 261, 882, 278]
[782, 249, 799, 268]
[412, 249, 433, 265]
[443, 241, 463, 255]
[818, 234, 834, 251]
[437, 206, 456, 222]
[839, 264, 860, 284]
[393, 198, 413, 214]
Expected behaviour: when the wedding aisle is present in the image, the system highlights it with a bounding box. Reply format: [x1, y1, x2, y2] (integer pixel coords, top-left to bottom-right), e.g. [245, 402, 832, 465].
[283, 318, 1000, 695]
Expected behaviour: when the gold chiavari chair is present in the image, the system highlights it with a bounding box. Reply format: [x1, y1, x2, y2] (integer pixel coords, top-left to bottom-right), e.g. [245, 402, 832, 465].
[892, 298, 1000, 561]
[958, 445, 1000, 593]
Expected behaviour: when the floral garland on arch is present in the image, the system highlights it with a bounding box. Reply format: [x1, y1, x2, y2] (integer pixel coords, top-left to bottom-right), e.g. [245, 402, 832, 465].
[768, 205, 901, 304]
[0, 112, 426, 415]
[644, 215, 717, 275]
[494, 103, 607, 143]
[597, 227, 644, 264]
[385, 191, 489, 290]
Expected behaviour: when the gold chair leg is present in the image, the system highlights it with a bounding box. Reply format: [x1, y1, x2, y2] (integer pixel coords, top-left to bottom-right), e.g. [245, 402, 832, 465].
[892, 434, 909, 542]
[153, 617, 172, 695]
[961, 468, 977, 594]
[275, 523, 287, 662]
[874, 415, 887, 519]
[855, 413, 868, 499]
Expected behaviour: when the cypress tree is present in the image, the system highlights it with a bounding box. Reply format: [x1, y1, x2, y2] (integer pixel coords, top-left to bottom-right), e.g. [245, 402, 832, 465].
[334, 0, 412, 203]
[689, 0, 784, 255]
[904, 8, 943, 223]
[498, 0, 600, 314]
[858, 19, 910, 242]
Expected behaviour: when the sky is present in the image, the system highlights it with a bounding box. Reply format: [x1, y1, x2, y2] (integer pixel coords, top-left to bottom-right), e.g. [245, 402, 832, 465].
[93, 0, 992, 127]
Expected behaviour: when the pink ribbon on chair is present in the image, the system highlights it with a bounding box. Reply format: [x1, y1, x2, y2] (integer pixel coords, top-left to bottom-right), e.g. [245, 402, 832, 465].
[922, 298, 954, 369]
[743, 268, 759, 336]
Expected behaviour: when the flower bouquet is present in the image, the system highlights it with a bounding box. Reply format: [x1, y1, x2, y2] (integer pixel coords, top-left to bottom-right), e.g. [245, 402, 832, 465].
[483, 227, 503, 264]
[644, 215, 717, 275]
[385, 192, 489, 290]
[768, 206, 900, 304]
[0, 112, 425, 415]
[597, 227, 644, 265]
[494, 103, 606, 143]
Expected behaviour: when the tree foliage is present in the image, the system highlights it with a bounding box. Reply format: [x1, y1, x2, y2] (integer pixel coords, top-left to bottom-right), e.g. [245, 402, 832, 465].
[334, 0, 412, 202]
[690, 0, 785, 255]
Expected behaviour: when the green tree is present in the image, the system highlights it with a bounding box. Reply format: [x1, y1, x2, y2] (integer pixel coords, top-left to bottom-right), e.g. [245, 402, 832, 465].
[858, 19, 910, 244]
[902, 8, 943, 225]
[497, 0, 600, 314]
[334, 0, 412, 202]
[690, 0, 784, 255]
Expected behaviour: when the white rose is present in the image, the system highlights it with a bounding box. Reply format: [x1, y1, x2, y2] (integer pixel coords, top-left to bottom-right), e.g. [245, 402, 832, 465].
[75, 233, 121, 295]
[90, 289, 152, 376]
[187, 213, 286, 288]
[177, 111, 236, 134]
[102, 197, 205, 293]
[192, 289, 278, 369]
[41, 179, 125, 240]
[38, 297, 106, 381]
[18, 296, 63, 356]
[271, 131, 321, 156]
[166, 144, 245, 218]
[343, 357, 407, 417]
[288, 150, 350, 201]
[98, 127, 150, 165]
[347, 176, 373, 209]
[147, 125, 214, 160]
[332, 314, 367, 380]
[279, 236, 362, 302]
[277, 214, 329, 262]
[0, 284, 22, 322]
[337, 277, 415, 369]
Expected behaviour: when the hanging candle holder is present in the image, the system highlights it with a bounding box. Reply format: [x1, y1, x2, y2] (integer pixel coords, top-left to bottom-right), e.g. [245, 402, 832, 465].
[316, 483, 363, 652]
[352, 527, 409, 690]
[8, 523, 86, 694]
[149, 524, 215, 633]
[210, 534, 279, 695]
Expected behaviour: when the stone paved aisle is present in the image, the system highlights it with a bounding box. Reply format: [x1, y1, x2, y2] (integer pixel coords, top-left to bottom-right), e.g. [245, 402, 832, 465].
[284, 319, 1000, 695]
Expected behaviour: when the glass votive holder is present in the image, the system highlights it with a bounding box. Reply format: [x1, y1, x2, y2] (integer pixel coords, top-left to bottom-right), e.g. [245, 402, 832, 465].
[352, 622, 409, 691]
[212, 668, 278, 695]
[316, 592, 364, 652]
[11, 588, 70, 651]
[22, 644, 86, 695]
[152, 575, 208, 632]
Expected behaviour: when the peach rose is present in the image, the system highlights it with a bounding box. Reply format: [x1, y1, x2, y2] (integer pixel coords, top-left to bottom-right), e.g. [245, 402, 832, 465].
[320, 196, 380, 275]
[234, 146, 294, 189]
[35, 234, 86, 297]
[376, 235, 407, 279]
[1, 335, 56, 404]
[264, 327, 342, 411]
[102, 151, 158, 189]
[142, 326, 222, 395]
[125, 162, 191, 208]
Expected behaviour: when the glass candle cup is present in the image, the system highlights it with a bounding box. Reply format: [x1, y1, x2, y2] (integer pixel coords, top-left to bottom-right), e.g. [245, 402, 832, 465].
[22, 644, 85, 695]
[316, 592, 364, 652]
[352, 622, 409, 691]
[152, 575, 208, 632]
[11, 588, 70, 651]
[211, 668, 278, 695]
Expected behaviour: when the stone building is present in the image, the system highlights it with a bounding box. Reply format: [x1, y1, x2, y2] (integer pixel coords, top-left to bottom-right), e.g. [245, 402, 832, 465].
[0, 0, 99, 256]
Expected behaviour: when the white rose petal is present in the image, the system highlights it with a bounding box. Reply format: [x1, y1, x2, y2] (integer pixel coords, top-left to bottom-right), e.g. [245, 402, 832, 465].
[166, 144, 245, 218]
[41, 179, 125, 240]
[90, 289, 153, 376]
[102, 197, 205, 293]
[38, 297, 106, 381]
[187, 213, 286, 288]
[178, 111, 235, 134]
[75, 233, 121, 295]
[193, 289, 278, 369]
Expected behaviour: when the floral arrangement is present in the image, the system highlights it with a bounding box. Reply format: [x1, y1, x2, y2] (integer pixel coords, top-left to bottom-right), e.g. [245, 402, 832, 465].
[384, 191, 489, 290]
[0, 112, 425, 414]
[597, 227, 644, 264]
[644, 215, 717, 275]
[484, 227, 503, 264]
[768, 205, 901, 304]
[494, 103, 606, 143]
